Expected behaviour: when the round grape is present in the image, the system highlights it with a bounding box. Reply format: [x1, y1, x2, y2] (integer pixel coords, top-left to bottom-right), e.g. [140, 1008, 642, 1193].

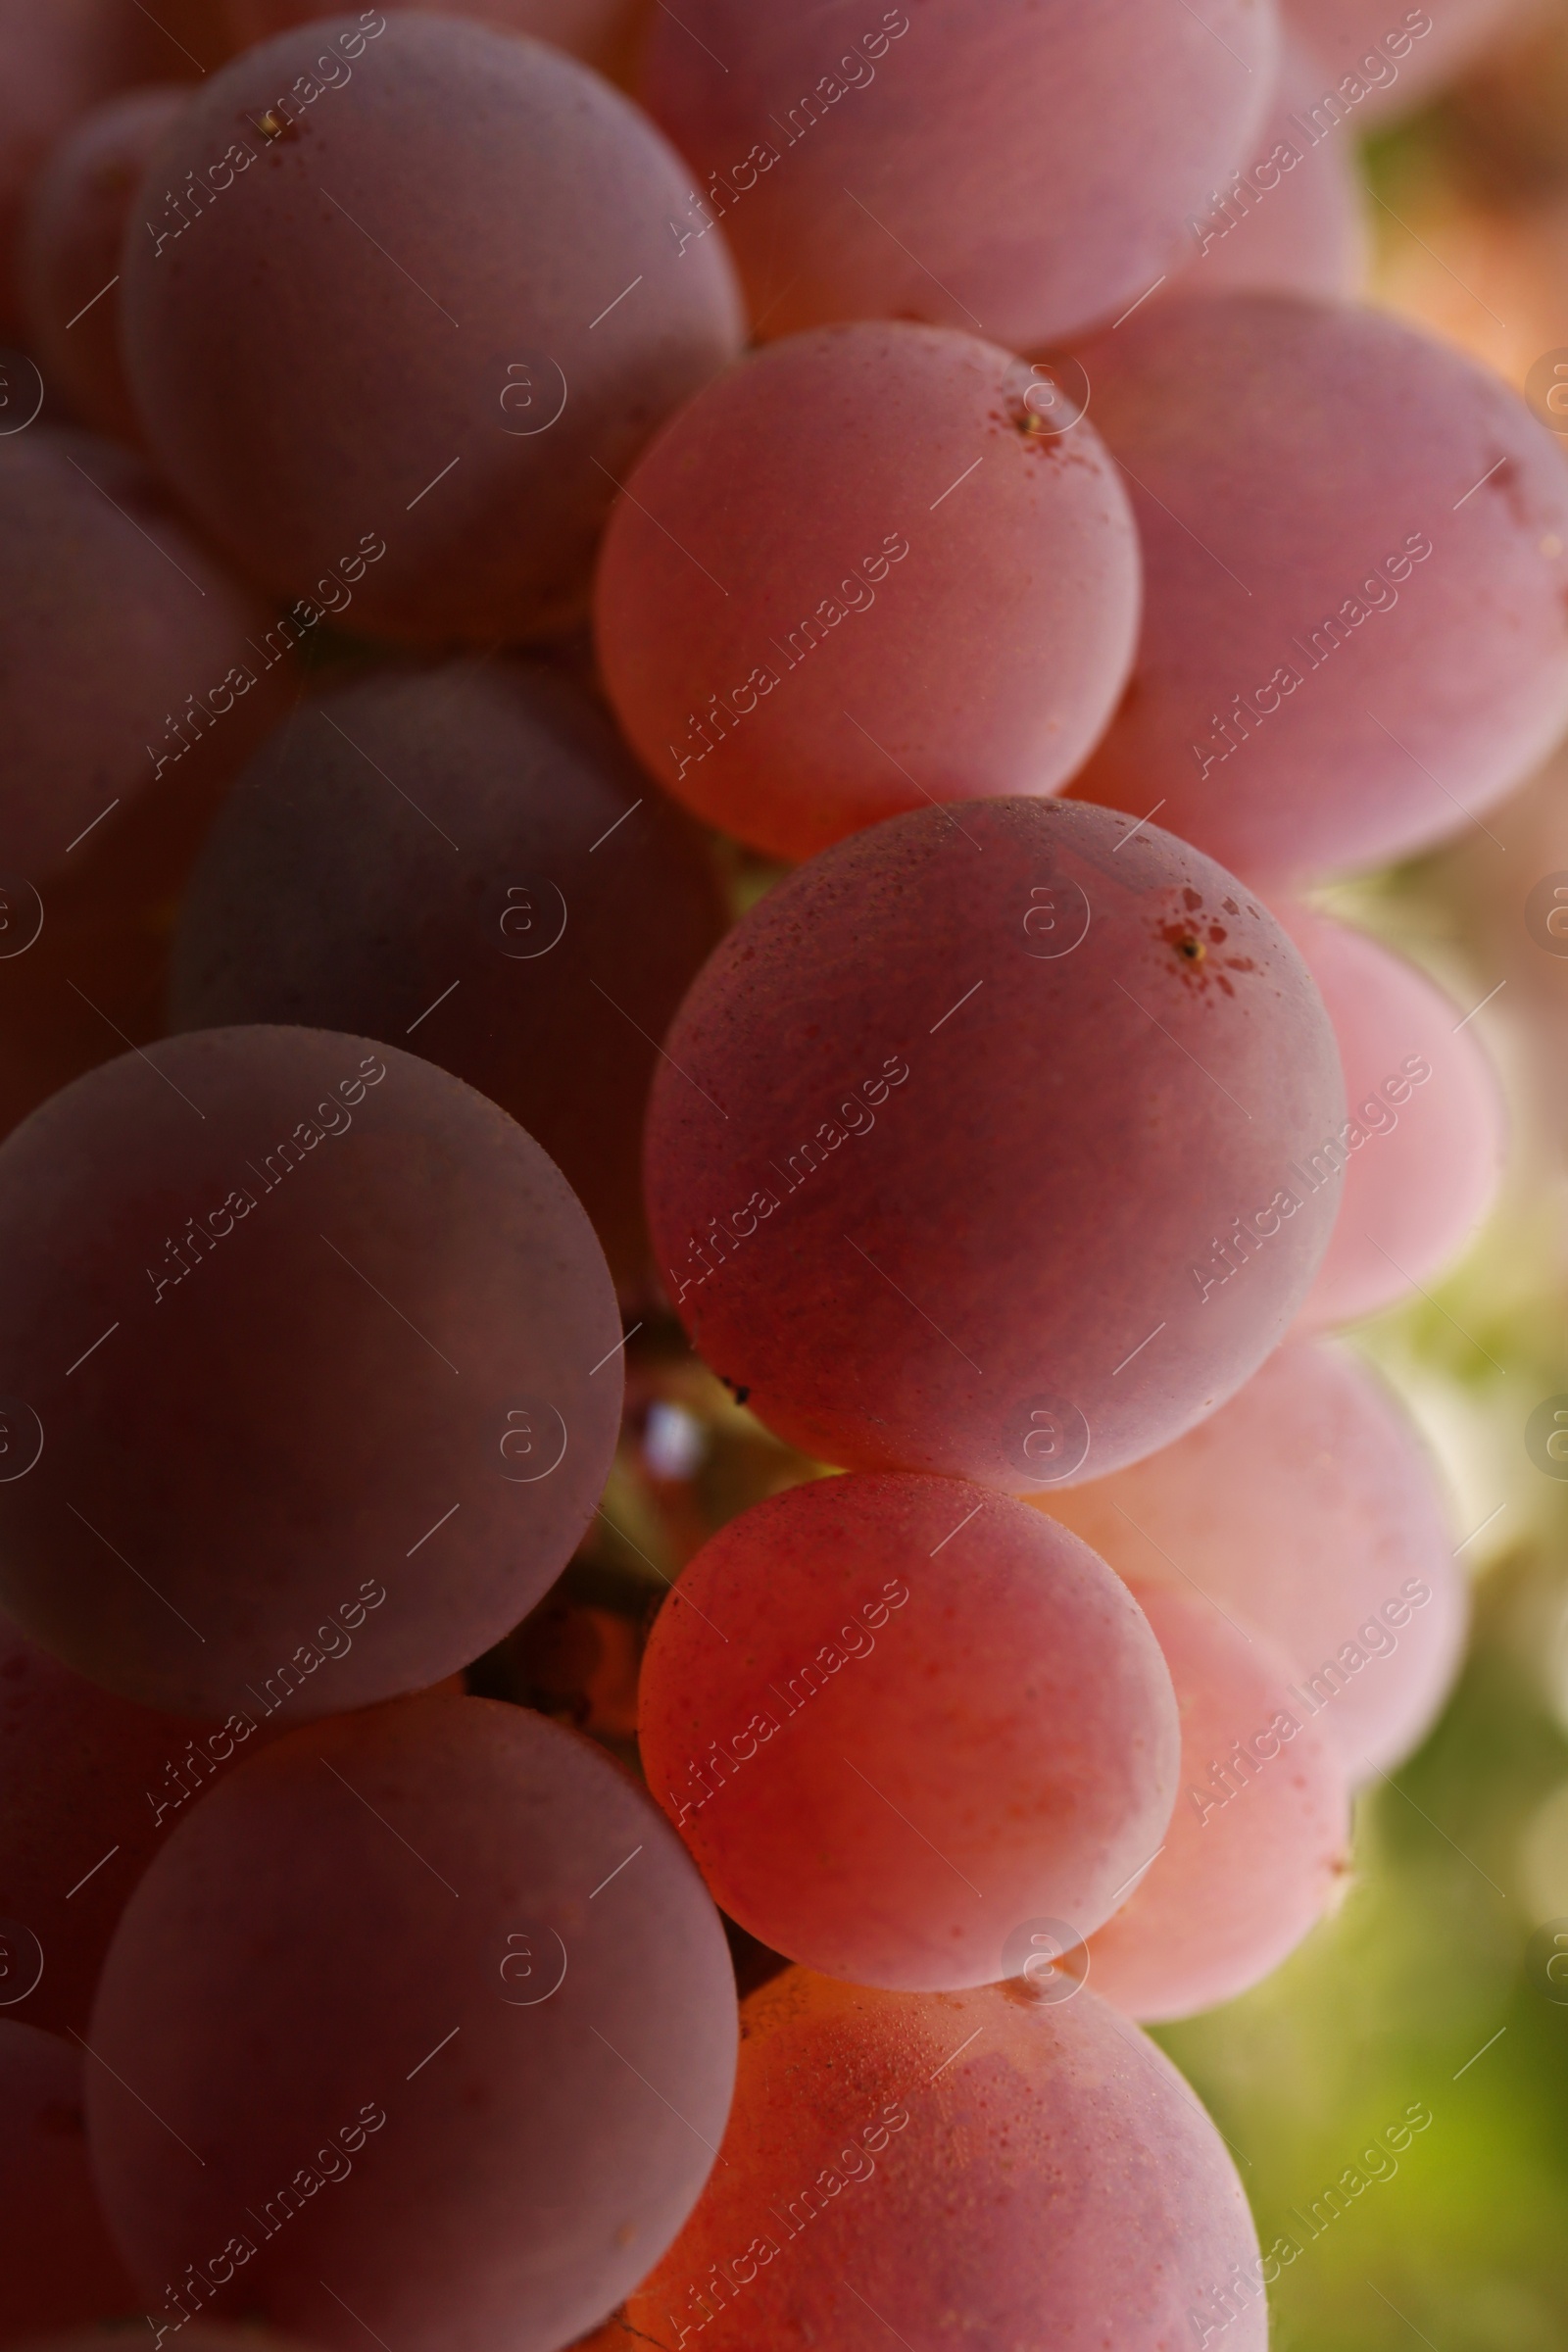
[1086, 1583, 1349, 2023]
[20, 87, 188, 445]
[169, 661, 725, 1296]
[1044, 1338, 1467, 1779]
[222, 0, 649, 80]
[638, 0, 1277, 350]
[643, 796, 1346, 1488]
[87, 1692, 738, 2352]
[0, 1026, 622, 1718]
[595, 322, 1141, 863]
[1281, 902, 1504, 1328]
[1068, 293, 1568, 883]
[120, 14, 745, 642]
[0, 2021, 139, 2341]
[1164, 37, 1366, 302]
[619, 1967, 1268, 2351]
[638, 1472, 1180, 1989]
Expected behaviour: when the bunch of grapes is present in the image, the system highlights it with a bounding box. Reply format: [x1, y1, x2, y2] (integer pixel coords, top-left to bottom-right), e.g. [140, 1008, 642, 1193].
[0, 1, 1541, 2346]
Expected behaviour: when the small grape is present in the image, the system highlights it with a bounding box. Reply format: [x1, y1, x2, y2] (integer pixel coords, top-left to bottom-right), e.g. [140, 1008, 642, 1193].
[637, 1472, 1180, 1988]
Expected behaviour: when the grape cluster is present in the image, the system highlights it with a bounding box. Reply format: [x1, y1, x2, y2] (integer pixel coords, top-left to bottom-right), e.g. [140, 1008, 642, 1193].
[0, 2, 1533, 2347]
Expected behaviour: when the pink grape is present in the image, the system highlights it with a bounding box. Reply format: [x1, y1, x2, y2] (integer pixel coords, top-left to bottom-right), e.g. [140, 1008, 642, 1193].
[0, 426, 299, 884]
[618, 1968, 1268, 2352]
[1167, 37, 1366, 302]
[0, 2022, 138, 2341]
[222, 0, 649, 80]
[0, 1602, 374, 2034]
[1280, 902, 1505, 1328]
[1086, 1583, 1349, 2023]
[1067, 293, 1568, 883]
[637, 1472, 1180, 1989]
[20, 88, 188, 444]
[0, 1026, 622, 1719]
[168, 661, 726, 1296]
[120, 14, 744, 643]
[638, 0, 1277, 351]
[594, 321, 1141, 863]
[1285, 0, 1527, 121]
[87, 1692, 738, 2352]
[1044, 1338, 1467, 1780]
[643, 796, 1345, 1489]
[0, 0, 163, 337]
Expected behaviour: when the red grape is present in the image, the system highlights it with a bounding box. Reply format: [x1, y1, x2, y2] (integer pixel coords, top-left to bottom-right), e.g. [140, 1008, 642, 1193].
[20, 88, 188, 445]
[1281, 902, 1504, 1328]
[120, 14, 745, 642]
[0, 0, 160, 337]
[1286, 0, 1526, 121]
[0, 426, 299, 885]
[1167, 37, 1366, 302]
[1068, 294, 1568, 882]
[638, 0, 1277, 350]
[638, 1472, 1180, 1988]
[169, 661, 726, 1296]
[1045, 1339, 1467, 1779]
[1086, 1583, 1349, 2022]
[643, 796, 1346, 1488]
[87, 1692, 738, 2352]
[0, 1026, 622, 1718]
[16, 2334, 318, 2352]
[594, 322, 1141, 862]
[222, 0, 649, 79]
[0, 2021, 138, 2342]
[0, 1607, 297, 2034]
[619, 1967, 1268, 2351]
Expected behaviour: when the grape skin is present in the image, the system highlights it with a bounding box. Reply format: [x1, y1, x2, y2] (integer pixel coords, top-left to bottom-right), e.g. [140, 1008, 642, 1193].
[1285, 0, 1526, 122]
[20, 88, 189, 446]
[169, 662, 726, 1298]
[0, 1026, 622, 1719]
[1281, 902, 1504, 1328]
[87, 1693, 739, 2352]
[1067, 293, 1568, 883]
[616, 1968, 1268, 2352]
[643, 796, 1346, 1489]
[222, 1, 650, 81]
[637, 1471, 1180, 1990]
[119, 15, 745, 642]
[595, 321, 1141, 863]
[638, 0, 1277, 350]
[1085, 1582, 1350, 2023]
[1044, 1339, 1467, 1780]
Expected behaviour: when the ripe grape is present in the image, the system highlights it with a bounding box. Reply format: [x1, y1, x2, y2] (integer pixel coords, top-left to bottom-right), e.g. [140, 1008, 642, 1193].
[1067, 294, 1568, 883]
[0, 1026, 622, 1719]
[638, 0, 1276, 350]
[1086, 1583, 1349, 2022]
[87, 1692, 738, 2352]
[0, 2021, 138, 2340]
[0, 0, 161, 337]
[15, 2334, 318, 2352]
[1168, 38, 1366, 302]
[0, 425, 302, 1145]
[643, 796, 1345, 1489]
[619, 1968, 1267, 2352]
[1044, 1339, 1466, 1779]
[120, 14, 744, 643]
[638, 1472, 1180, 1989]
[594, 322, 1141, 862]
[0, 426, 299, 885]
[1281, 902, 1504, 1327]
[1285, 0, 1525, 121]
[222, 0, 649, 80]
[169, 661, 726, 1295]
[20, 88, 188, 445]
